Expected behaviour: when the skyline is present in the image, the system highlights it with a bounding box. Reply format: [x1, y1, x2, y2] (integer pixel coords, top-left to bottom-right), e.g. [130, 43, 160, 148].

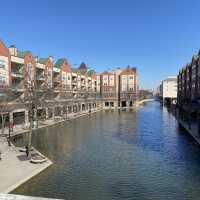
[1, 0, 200, 89]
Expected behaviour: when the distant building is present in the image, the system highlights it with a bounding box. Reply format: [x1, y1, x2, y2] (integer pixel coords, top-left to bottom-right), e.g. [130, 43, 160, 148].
[100, 66, 139, 108]
[160, 76, 177, 103]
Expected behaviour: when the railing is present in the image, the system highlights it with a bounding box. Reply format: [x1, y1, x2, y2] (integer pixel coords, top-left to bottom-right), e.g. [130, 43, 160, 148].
[72, 80, 77, 84]
[72, 86, 77, 91]
[61, 85, 71, 90]
[54, 76, 61, 82]
[11, 71, 23, 78]
[36, 74, 45, 81]
[11, 85, 24, 92]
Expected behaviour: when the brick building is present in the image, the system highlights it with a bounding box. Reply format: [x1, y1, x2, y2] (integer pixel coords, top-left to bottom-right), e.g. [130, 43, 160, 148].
[0, 39, 139, 128]
[119, 66, 138, 107]
[177, 53, 200, 105]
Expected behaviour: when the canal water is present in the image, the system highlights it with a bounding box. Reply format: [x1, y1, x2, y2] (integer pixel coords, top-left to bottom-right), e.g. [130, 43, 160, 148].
[13, 101, 200, 199]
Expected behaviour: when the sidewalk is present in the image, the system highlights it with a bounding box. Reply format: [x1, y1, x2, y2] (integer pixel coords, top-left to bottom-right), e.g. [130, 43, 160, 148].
[0, 137, 52, 193]
[0, 193, 62, 199]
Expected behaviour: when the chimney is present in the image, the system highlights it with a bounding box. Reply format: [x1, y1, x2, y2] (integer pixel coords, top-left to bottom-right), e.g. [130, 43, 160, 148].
[9, 45, 17, 56]
[34, 56, 38, 62]
[49, 56, 53, 63]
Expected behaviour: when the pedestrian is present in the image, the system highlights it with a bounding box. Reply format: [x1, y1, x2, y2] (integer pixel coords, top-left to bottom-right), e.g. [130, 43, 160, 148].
[25, 146, 29, 157]
[11, 121, 14, 132]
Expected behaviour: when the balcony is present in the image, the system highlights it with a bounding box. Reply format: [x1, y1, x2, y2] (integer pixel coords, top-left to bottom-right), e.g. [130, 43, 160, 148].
[36, 74, 45, 81]
[72, 85, 77, 91]
[54, 75, 61, 83]
[81, 81, 86, 86]
[11, 69, 24, 79]
[81, 86, 86, 91]
[72, 78, 77, 84]
[11, 84, 24, 92]
[62, 85, 71, 91]
[88, 87, 93, 91]
[36, 82, 46, 90]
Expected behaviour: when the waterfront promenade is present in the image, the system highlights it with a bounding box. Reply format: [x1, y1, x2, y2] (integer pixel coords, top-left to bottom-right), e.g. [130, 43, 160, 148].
[0, 136, 52, 193]
[0, 193, 62, 200]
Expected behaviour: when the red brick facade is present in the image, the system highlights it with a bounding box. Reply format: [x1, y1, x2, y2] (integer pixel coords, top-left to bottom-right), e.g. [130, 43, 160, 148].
[0, 40, 11, 87]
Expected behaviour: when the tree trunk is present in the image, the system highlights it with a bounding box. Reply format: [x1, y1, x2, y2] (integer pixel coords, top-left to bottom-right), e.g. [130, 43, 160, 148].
[1, 114, 6, 134]
[28, 108, 33, 159]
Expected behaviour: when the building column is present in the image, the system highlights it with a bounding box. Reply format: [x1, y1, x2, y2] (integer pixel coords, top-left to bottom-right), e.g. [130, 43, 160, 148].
[9, 112, 13, 123]
[79, 104, 82, 113]
[25, 110, 29, 127]
[60, 106, 63, 117]
[52, 107, 55, 120]
[33, 108, 38, 128]
[45, 108, 49, 119]
[65, 106, 68, 119]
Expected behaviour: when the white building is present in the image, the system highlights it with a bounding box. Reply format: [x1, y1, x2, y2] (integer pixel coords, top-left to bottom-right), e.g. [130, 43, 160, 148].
[161, 76, 177, 100]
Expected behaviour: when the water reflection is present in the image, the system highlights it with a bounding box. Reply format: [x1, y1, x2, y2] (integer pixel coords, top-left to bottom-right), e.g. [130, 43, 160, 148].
[13, 102, 200, 200]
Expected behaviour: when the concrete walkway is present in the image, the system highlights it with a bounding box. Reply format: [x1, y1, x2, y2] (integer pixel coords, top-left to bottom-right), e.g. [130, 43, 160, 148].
[0, 137, 52, 193]
[0, 193, 62, 199]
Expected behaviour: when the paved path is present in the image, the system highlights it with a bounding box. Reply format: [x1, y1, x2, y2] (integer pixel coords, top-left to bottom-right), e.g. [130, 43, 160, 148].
[0, 137, 52, 193]
[0, 193, 62, 199]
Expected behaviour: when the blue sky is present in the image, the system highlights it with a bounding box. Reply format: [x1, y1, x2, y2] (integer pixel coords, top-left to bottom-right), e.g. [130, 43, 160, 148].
[1, 0, 200, 89]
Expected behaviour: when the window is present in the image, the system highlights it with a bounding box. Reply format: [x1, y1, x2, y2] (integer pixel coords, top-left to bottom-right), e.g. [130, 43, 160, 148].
[105, 102, 109, 107]
[129, 87, 133, 91]
[47, 70, 52, 87]
[0, 76, 6, 85]
[0, 60, 5, 69]
[27, 63, 33, 83]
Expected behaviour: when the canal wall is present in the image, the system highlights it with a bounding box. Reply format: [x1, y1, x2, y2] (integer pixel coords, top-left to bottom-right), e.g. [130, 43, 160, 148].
[6, 107, 102, 138]
[178, 119, 200, 145]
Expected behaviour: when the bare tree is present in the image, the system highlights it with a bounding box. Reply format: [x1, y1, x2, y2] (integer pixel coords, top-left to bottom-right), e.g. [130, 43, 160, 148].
[22, 71, 56, 157]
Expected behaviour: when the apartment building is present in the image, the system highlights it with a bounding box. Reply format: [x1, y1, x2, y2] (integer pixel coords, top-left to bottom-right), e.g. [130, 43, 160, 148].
[160, 76, 177, 104]
[0, 40, 100, 128]
[0, 39, 139, 128]
[119, 67, 138, 107]
[100, 71, 117, 108]
[100, 66, 139, 108]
